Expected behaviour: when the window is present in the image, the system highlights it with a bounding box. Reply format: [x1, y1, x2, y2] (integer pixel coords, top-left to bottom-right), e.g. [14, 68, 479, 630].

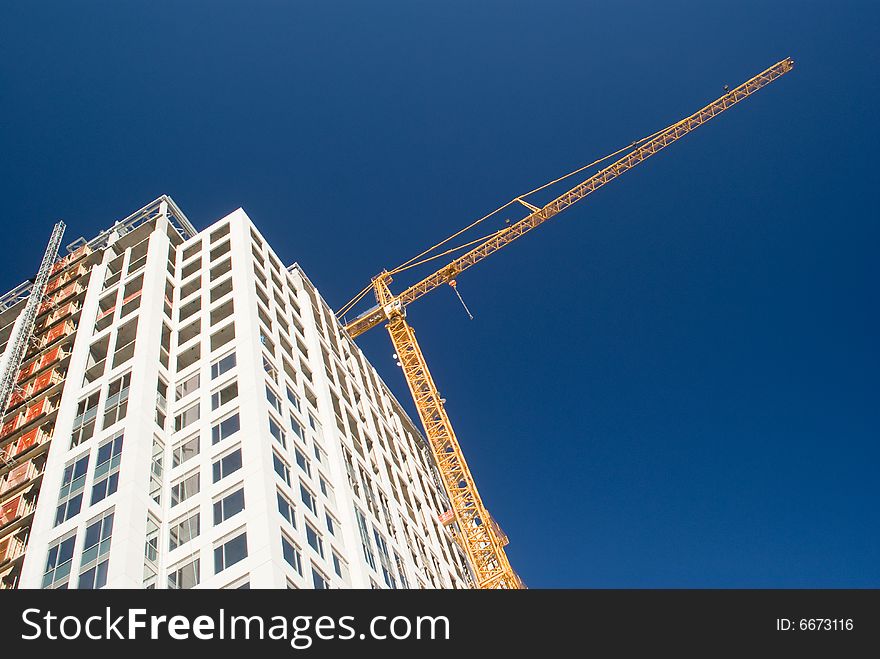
[224, 577, 250, 590]
[169, 512, 200, 550]
[332, 552, 349, 582]
[213, 487, 245, 525]
[212, 448, 242, 483]
[42, 534, 76, 588]
[103, 373, 131, 428]
[214, 531, 247, 573]
[295, 448, 311, 477]
[273, 452, 291, 486]
[305, 522, 324, 558]
[269, 415, 285, 448]
[174, 403, 200, 432]
[262, 354, 277, 380]
[71, 392, 100, 447]
[175, 372, 200, 400]
[281, 535, 302, 575]
[312, 568, 329, 590]
[277, 491, 296, 528]
[78, 510, 113, 589]
[286, 386, 300, 412]
[149, 436, 163, 505]
[91, 433, 123, 504]
[290, 417, 304, 440]
[313, 444, 326, 465]
[172, 435, 199, 468]
[210, 298, 235, 327]
[212, 412, 240, 444]
[266, 384, 282, 414]
[300, 482, 317, 516]
[171, 471, 199, 506]
[355, 507, 376, 570]
[319, 475, 334, 505]
[210, 223, 230, 243]
[211, 352, 236, 379]
[55, 454, 89, 525]
[394, 553, 409, 589]
[168, 558, 200, 589]
[325, 512, 338, 537]
[211, 380, 238, 410]
[145, 515, 160, 564]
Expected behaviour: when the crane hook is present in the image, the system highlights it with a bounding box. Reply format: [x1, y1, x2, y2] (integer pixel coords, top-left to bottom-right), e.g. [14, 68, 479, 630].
[448, 279, 474, 321]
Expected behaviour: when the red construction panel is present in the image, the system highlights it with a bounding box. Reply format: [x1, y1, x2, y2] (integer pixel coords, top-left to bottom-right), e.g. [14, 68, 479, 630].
[68, 245, 90, 262]
[38, 346, 62, 370]
[0, 416, 20, 440]
[0, 495, 22, 526]
[7, 391, 26, 409]
[30, 369, 60, 395]
[42, 321, 71, 345]
[3, 463, 31, 492]
[23, 399, 50, 425]
[16, 362, 35, 383]
[45, 275, 63, 294]
[13, 428, 42, 457]
[0, 536, 12, 561]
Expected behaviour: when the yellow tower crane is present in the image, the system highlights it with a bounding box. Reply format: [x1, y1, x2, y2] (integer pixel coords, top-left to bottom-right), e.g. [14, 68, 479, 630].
[338, 58, 795, 589]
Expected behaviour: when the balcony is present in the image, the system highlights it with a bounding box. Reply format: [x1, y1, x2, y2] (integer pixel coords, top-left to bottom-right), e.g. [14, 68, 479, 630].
[38, 281, 84, 315]
[23, 397, 55, 426]
[6, 389, 27, 412]
[5, 426, 49, 463]
[0, 459, 42, 496]
[28, 368, 64, 397]
[0, 532, 26, 565]
[16, 361, 35, 384]
[0, 413, 22, 442]
[0, 561, 20, 587]
[45, 262, 89, 294]
[0, 493, 35, 532]
[50, 244, 92, 275]
[39, 319, 76, 348]
[37, 345, 68, 371]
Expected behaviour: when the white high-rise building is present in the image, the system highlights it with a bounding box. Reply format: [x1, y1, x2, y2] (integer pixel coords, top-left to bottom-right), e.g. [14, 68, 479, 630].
[0, 196, 473, 589]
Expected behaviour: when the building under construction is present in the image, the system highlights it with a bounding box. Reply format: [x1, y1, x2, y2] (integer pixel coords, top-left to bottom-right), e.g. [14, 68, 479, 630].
[0, 198, 473, 588]
[0, 57, 793, 589]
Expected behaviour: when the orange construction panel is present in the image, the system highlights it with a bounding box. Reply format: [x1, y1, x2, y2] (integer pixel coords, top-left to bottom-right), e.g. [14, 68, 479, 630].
[7, 390, 26, 409]
[68, 245, 90, 262]
[54, 282, 78, 304]
[23, 399, 51, 425]
[0, 495, 22, 526]
[45, 275, 63, 294]
[16, 362, 34, 383]
[42, 320, 72, 345]
[2, 463, 32, 492]
[0, 416, 20, 440]
[14, 428, 41, 456]
[38, 346, 62, 370]
[30, 369, 60, 395]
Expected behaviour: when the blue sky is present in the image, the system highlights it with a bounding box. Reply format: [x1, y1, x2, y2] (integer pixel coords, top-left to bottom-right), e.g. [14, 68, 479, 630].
[1, 1, 877, 587]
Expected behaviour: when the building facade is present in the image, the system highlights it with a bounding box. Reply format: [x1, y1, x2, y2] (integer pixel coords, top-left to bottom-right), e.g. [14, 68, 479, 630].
[0, 196, 472, 589]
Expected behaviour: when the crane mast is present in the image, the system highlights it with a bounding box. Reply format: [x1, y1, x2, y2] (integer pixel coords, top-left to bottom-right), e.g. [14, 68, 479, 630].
[343, 58, 795, 588]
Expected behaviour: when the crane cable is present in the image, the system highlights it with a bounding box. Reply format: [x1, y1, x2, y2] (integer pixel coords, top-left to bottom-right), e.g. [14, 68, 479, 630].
[337, 116, 686, 318]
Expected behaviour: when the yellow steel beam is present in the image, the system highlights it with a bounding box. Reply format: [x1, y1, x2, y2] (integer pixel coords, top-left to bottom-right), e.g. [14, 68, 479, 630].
[374, 275, 522, 588]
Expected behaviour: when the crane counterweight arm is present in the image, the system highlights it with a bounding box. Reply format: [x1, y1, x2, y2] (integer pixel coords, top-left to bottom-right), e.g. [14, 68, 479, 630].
[344, 57, 794, 338]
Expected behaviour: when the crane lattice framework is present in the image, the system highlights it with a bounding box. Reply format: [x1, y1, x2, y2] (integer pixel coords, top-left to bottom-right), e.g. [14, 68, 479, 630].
[342, 58, 795, 589]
